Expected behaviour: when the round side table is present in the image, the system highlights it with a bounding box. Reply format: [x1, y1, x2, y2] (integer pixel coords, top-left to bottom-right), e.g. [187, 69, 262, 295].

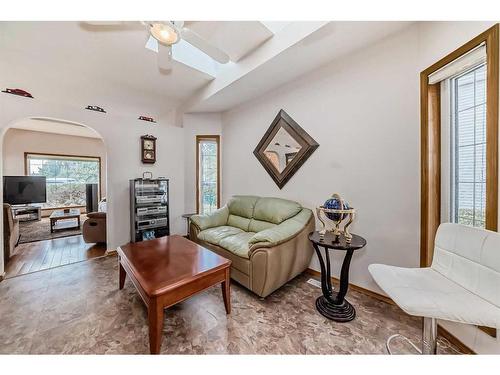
[308, 231, 367, 322]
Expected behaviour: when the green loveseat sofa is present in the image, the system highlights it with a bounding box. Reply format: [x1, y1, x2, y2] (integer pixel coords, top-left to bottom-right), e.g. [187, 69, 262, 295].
[189, 195, 314, 297]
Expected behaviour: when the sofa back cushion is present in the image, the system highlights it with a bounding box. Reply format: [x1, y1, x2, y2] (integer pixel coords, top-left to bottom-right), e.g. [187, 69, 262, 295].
[248, 218, 276, 233]
[228, 195, 259, 218]
[253, 197, 302, 225]
[227, 215, 251, 231]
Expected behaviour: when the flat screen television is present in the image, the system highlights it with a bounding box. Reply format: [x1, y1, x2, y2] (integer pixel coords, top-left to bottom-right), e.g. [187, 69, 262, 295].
[3, 176, 47, 205]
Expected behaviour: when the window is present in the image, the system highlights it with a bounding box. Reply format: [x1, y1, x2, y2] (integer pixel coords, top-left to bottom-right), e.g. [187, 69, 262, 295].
[450, 64, 487, 227]
[25, 153, 100, 209]
[196, 136, 220, 215]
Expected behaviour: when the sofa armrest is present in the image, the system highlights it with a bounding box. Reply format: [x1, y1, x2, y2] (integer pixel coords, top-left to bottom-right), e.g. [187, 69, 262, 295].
[190, 206, 229, 231]
[248, 208, 313, 250]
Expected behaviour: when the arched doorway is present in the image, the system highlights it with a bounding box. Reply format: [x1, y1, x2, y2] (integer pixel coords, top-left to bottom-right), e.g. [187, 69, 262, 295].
[1, 117, 109, 279]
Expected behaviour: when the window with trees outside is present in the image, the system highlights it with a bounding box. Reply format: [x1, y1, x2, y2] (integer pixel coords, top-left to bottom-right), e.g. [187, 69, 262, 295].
[196, 136, 220, 214]
[25, 153, 100, 209]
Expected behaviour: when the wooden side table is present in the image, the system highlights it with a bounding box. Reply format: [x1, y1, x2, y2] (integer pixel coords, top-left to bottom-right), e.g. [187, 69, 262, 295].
[182, 213, 196, 238]
[309, 231, 366, 322]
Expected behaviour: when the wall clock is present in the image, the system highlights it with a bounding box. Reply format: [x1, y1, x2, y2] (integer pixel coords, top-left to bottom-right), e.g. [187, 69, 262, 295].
[141, 135, 157, 164]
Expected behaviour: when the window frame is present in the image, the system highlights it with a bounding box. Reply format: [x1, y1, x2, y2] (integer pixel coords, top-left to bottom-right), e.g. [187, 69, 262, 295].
[195, 135, 221, 214]
[24, 152, 102, 210]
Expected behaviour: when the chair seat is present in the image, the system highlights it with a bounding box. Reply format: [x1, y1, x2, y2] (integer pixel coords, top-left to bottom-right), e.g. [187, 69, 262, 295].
[369, 264, 500, 329]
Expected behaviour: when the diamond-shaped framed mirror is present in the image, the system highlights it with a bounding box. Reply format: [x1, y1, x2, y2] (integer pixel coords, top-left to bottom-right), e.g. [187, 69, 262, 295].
[253, 110, 319, 189]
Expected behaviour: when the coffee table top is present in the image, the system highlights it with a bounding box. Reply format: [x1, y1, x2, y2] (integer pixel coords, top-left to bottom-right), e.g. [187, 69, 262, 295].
[49, 208, 81, 219]
[117, 235, 231, 296]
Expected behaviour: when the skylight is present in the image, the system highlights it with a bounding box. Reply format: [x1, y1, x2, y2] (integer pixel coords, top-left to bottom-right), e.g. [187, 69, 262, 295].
[145, 35, 222, 78]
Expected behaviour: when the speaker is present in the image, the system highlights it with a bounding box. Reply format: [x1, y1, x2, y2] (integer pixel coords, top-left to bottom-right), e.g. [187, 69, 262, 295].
[86, 183, 99, 213]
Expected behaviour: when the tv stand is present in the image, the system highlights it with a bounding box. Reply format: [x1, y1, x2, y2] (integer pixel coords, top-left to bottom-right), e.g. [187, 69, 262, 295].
[12, 205, 42, 222]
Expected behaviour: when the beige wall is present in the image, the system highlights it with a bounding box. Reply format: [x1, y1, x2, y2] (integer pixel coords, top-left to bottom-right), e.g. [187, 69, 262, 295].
[2, 128, 107, 210]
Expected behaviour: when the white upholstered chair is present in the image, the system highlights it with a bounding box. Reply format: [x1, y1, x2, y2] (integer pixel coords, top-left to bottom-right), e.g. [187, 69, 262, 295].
[369, 223, 500, 354]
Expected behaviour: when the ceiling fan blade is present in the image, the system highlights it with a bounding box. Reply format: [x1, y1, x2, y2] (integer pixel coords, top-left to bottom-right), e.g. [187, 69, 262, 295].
[157, 44, 173, 71]
[84, 21, 125, 26]
[181, 27, 230, 64]
[172, 21, 184, 28]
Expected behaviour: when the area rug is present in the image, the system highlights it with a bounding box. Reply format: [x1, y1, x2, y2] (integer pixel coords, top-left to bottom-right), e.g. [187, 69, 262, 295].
[18, 215, 87, 244]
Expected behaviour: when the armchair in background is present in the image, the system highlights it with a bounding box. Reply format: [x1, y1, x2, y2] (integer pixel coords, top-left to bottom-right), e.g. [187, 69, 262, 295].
[82, 212, 106, 244]
[3, 203, 20, 263]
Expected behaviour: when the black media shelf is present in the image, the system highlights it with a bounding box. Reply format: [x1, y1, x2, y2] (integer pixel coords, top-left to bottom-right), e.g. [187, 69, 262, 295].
[130, 178, 170, 242]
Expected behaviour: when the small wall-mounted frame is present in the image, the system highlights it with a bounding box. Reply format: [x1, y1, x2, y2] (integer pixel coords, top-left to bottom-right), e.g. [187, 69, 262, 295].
[2, 88, 34, 98]
[253, 109, 319, 189]
[138, 116, 157, 123]
[85, 105, 106, 113]
[141, 135, 157, 164]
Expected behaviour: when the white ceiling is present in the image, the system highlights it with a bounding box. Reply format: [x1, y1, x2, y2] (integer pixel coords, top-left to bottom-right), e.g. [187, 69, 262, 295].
[188, 22, 414, 112]
[10, 118, 102, 138]
[0, 21, 274, 117]
[0, 21, 415, 119]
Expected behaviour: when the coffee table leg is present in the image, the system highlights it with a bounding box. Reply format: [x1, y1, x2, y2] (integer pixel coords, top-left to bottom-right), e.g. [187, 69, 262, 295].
[221, 269, 231, 314]
[119, 261, 126, 290]
[148, 300, 164, 354]
[50, 219, 54, 233]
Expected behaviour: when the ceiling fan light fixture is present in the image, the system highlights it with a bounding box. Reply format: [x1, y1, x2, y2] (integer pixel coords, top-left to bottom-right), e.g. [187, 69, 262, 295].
[150, 23, 180, 46]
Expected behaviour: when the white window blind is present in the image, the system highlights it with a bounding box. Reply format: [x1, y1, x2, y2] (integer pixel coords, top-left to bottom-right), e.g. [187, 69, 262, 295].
[429, 44, 486, 84]
[450, 64, 487, 228]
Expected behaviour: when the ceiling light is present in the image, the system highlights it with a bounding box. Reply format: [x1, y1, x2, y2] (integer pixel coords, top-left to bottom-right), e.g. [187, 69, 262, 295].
[150, 23, 180, 46]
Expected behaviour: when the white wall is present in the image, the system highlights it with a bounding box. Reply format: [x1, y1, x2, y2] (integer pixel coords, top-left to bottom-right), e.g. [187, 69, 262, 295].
[183, 113, 222, 215]
[222, 25, 421, 295]
[0, 96, 186, 277]
[2, 128, 107, 198]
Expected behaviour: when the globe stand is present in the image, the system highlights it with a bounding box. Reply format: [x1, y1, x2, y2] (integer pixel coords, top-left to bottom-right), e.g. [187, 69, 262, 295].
[316, 193, 356, 243]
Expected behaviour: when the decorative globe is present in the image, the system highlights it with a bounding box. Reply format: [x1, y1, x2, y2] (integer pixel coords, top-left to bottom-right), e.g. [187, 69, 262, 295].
[323, 196, 350, 222]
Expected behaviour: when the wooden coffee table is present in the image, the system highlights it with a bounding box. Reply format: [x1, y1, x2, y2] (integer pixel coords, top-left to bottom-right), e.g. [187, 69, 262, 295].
[117, 235, 231, 354]
[49, 208, 81, 233]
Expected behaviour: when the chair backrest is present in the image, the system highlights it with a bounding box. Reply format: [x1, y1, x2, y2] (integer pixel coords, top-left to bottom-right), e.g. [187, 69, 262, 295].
[432, 223, 500, 308]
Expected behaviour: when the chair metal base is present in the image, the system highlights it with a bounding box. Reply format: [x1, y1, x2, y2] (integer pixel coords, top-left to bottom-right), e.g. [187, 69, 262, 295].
[386, 317, 437, 355]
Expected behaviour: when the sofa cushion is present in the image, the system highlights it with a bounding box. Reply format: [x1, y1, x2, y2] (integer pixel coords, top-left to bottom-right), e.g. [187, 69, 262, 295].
[227, 195, 259, 219]
[249, 208, 312, 247]
[248, 218, 276, 233]
[227, 214, 251, 231]
[219, 231, 256, 259]
[198, 225, 243, 246]
[253, 197, 302, 224]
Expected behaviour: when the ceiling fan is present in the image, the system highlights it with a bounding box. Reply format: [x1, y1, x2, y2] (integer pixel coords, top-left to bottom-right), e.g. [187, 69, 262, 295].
[86, 21, 230, 72]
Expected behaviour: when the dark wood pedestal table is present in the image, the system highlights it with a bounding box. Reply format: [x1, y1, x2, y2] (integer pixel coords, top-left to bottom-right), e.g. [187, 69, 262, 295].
[117, 235, 231, 354]
[309, 231, 366, 322]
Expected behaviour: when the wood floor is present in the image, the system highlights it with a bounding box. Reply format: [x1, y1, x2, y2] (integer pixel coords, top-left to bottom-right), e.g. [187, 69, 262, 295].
[5, 235, 106, 279]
